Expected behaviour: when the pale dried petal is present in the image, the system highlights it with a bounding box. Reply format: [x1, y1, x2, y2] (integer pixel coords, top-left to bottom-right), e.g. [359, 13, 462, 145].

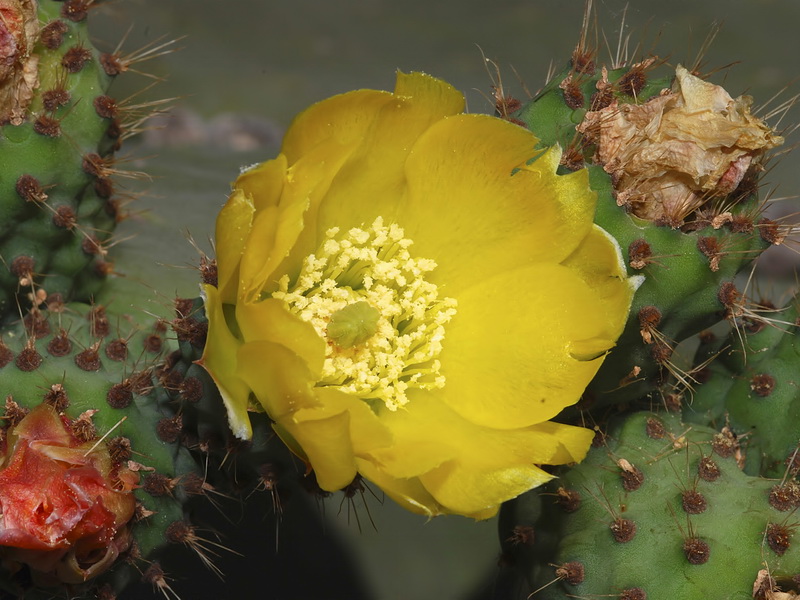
[578, 65, 783, 225]
[0, 0, 39, 124]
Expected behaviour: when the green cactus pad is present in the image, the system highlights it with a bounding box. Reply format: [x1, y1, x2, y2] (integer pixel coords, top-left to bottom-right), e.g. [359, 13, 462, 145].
[686, 298, 800, 478]
[500, 411, 800, 600]
[0, 0, 142, 321]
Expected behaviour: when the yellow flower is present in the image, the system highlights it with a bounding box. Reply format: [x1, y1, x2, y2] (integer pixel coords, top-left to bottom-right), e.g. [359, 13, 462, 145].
[199, 72, 639, 519]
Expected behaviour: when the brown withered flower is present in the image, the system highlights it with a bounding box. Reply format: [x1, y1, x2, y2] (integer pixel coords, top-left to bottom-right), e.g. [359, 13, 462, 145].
[0, 0, 39, 124]
[578, 65, 782, 226]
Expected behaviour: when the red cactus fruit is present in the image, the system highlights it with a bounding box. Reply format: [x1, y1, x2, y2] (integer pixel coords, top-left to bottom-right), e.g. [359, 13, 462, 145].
[0, 404, 138, 584]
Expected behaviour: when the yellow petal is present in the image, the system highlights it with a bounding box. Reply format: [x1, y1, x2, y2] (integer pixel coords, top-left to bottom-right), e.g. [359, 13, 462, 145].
[420, 460, 552, 517]
[237, 203, 281, 300]
[235, 298, 326, 375]
[368, 437, 454, 479]
[235, 340, 321, 420]
[293, 388, 393, 456]
[214, 188, 255, 305]
[235, 154, 288, 212]
[240, 143, 351, 300]
[562, 223, 642, 337]
[310, 72, 465, 237]
[465, 506, 501, 521]
[279, 411, 358, 491]
[436, 263, 617, 429]
[374, 393, 593, 517]
[393, 71, 465, 114]
[281, 89, 395, 163]
[356, 458, 444, 518]
[522, 420, 597, 465]
[281, 72, 463, 164]
[369, 389, 593, 480]
[236, 344, 354, 492]
[372, 391, 590, 516]
[251, 138, 361, 297]
[198, 284, 253, 440]
[400, 115, 595, 294]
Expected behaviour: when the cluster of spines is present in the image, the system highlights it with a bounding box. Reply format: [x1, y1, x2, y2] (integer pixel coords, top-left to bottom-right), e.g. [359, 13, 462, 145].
[581, 215, 777, 410]
[506, 45, 666, 175]
[685, 295, 800, 479]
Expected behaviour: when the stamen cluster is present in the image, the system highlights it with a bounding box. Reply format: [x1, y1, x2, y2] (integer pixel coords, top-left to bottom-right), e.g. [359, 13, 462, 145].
[273, 217, 457, 410]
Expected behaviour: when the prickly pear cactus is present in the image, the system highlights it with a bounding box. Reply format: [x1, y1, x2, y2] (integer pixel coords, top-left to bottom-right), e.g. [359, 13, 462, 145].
[0, 301, 207, 598]
[508, 44, 785, 409]
[493, 23, 799, 599]
[0, 0, 153, 321]
[499, 411, 800, 600]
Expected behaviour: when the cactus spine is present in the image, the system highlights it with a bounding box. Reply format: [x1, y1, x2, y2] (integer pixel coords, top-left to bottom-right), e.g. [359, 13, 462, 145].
[0, 302, 197, 597]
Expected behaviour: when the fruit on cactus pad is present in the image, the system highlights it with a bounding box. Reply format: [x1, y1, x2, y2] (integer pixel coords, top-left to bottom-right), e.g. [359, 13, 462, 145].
[0, 404, 137, 584]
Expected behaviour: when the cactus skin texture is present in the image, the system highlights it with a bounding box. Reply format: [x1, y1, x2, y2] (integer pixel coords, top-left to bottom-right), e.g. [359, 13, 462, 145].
[0, 0, 138, 322]
[0, 302, 203, 599]
[686, 298, 800, 479]
[499, 411, 800, 600]
[509, 54, 783, 411]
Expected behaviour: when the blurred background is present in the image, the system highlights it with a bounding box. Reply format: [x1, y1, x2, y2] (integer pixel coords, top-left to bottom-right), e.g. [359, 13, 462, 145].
[90, 1, 799, 598]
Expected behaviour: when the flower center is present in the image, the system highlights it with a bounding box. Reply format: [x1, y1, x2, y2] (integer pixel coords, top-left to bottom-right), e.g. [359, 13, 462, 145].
[327, 301, 381, 349]
[272, 217, 457, 411]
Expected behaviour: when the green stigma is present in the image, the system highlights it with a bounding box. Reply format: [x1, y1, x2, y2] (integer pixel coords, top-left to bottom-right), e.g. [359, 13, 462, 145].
[327, 301, 381, 349]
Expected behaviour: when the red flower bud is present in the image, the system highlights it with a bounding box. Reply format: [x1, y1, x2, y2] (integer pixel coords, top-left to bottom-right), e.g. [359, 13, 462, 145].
[0, 404, 138, 584]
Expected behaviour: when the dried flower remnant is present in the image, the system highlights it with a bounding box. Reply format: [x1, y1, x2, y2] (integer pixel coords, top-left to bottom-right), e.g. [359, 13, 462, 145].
[0, 0, 39, 124]
[578, 65, 783, 226]
[0, 405, 138, 583]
